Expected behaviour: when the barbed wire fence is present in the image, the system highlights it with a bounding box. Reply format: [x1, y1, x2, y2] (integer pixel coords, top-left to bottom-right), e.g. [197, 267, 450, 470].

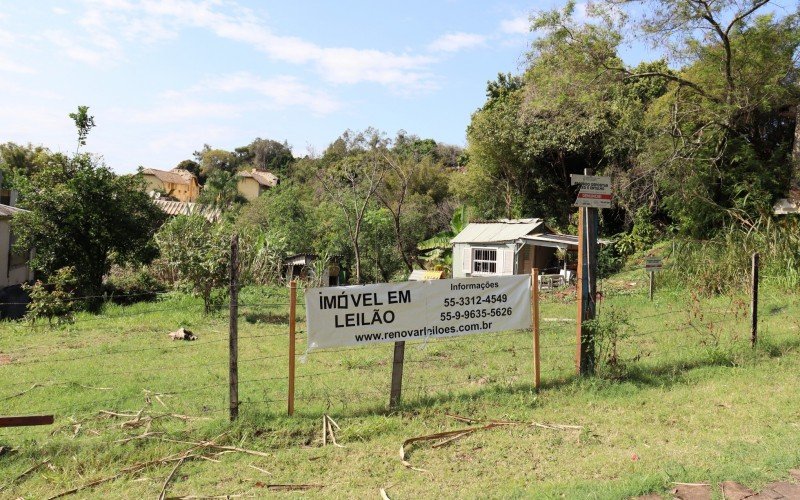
[0, 250, 794, 428]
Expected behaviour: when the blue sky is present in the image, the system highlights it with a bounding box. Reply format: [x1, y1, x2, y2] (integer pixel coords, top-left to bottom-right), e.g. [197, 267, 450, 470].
[0, 1, 792, 173]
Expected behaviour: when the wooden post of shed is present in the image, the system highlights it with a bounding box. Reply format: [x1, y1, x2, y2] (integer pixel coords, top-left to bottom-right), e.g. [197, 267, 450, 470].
[229, 234, 239, 422]
[288, 279, 297, 416]
[751, 252, 759, 347]
[532, 267, 541, 390]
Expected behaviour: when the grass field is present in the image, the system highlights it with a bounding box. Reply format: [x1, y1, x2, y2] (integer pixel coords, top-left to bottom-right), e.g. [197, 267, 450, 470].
[1, 269, 799, 499]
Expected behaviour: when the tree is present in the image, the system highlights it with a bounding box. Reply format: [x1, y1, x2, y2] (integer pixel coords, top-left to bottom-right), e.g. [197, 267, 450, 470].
[603, 0, 800, 234]
[197, 169, 245, 208]
[376, 140, 451, 272]
[317, 129, 389, 284]
[417, 205, 470, 271]
[237, 184, 316, 255]
[13, 154, 164, 310]
[247, 138, 294, 175]
[193, 145, 239, 182]
[154, 215, 230, 313]
[68, 105, 95, 153]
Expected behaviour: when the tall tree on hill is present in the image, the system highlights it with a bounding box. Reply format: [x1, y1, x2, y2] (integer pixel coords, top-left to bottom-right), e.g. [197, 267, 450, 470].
[317, 129, 389, 284]
[596, 0, 800, 234]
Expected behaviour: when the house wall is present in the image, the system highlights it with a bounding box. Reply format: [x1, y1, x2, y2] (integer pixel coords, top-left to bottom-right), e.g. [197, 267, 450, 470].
[143, 175, 199, 202]
[142, 175, 164, 196]
[0, 219, 9, 288]
[0, 219, 33, 288]
[237, 178, 262, 201]
[452, 242, 516, 279]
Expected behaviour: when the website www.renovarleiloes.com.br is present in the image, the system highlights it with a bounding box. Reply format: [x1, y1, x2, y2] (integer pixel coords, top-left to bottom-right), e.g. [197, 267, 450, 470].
[353, 320, 494, 343]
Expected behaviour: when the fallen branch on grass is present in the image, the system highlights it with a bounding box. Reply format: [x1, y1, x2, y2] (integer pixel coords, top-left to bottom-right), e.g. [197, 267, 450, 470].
[158, 456, 187, 500]
[0, 457, 50, 492]
[47, 433, 269, 499]
[400, 414, 583, 471]
[266, 484, 323, 491]
[0, 383, 41, 402]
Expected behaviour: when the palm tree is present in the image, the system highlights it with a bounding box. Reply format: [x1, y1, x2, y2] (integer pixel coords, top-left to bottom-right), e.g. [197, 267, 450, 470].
[417, 206, 469, 272]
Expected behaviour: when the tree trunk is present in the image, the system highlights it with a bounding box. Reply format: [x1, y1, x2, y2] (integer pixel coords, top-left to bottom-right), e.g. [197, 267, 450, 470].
[391, 214, 413, 272]
[353, 239, 361, 284]
[793, 103, 800, 188]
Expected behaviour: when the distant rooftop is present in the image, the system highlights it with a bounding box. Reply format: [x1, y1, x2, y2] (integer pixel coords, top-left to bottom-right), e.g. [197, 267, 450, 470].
[142, 168, 197, 185]
[237, 169, 278, 187]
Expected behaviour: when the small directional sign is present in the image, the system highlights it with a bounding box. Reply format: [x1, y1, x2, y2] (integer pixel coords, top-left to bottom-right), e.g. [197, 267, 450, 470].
[571, 174, 612, 208]
[645, 257, 663, 272]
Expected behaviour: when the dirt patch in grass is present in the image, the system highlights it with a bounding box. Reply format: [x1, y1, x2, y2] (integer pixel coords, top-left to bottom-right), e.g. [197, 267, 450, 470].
[0, 354, 12, 365]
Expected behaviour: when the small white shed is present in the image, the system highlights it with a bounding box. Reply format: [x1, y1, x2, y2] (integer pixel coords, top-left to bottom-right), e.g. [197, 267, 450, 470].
[451, 219, 581, 279]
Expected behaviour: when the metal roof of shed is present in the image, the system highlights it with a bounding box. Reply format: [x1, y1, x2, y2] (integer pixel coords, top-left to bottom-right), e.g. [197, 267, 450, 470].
[451, 218, 545, 244]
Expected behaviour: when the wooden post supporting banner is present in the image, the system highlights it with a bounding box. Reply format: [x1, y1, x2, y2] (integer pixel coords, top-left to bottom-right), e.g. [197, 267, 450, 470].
[576, 169, 598, 376]
[288, 279, 297, 416]
[389, 341, 406, 408]
[532, 267, 541, 390]
[0, 415, 54, 427]
[229, 234, 239, 422]
[751, 252, 759, 347]
[649, 271, 654, 301]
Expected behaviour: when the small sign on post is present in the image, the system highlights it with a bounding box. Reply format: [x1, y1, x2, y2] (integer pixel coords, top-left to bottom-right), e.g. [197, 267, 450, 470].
[645, 257, 662, 301]
[571, 174, 612, 209]
[645, 257, 663, 272]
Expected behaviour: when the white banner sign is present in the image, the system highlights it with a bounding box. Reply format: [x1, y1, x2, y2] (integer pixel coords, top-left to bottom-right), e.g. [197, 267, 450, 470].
[305, 275, 532, 349]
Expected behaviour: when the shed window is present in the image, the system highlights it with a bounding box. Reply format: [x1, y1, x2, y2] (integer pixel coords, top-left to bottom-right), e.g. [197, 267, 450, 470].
[472, 248, 497, 274]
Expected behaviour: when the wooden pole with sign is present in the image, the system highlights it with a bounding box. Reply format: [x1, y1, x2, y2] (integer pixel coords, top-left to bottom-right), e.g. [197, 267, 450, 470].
[649, 271, 654, 301]
[288, 279, 297, 416]
[575, 169, 598, 376]
[532, 267, 541, 390]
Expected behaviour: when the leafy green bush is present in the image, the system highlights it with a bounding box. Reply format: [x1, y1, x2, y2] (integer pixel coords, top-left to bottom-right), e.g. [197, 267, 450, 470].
[22, 266, 78, 326]
[585, 307, 632, 379]
[154, 215, 231, 313]
[104, 264, 165, 305]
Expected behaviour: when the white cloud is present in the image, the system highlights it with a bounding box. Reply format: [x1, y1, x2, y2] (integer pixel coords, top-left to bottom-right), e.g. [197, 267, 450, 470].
[0, 55, 35, 74]
[52, 7, 69, 15]
[43, 30, 121, 66]
[196, 72, 343, 115]
[124, 101, 242, 124]
[500, 15, 530, 35]
[428, 32, 487, 53]
[71, 0, 437, 92]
